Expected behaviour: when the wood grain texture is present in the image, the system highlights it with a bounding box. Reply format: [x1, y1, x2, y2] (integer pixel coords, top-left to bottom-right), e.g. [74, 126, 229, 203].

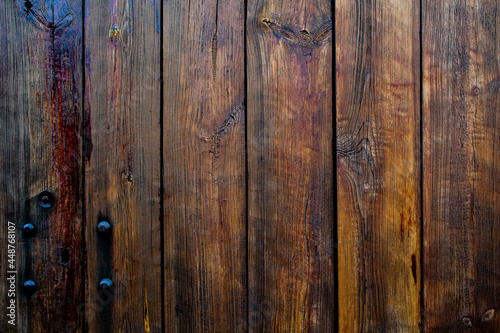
[162, 0, 247, 331]
[423, 0, 500, 331]
[84, 0, 162, 331]
[336, 0, 421, 331]
[0, 0, 84, 331]
[246, 0, 334, 331]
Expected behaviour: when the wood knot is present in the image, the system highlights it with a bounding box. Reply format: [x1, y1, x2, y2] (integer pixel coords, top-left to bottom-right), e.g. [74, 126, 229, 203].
[122, 172, 134, 185]
[481, 309, 495, 322]
[126, 173, 133, 183]
[261, 18, 332, 49]
[20, 0, 76, 31]
[109, 27, 121, 41]
[461, 316, 472, 329]
[24, 0, 32, 11]
[471, 86, 480, 96]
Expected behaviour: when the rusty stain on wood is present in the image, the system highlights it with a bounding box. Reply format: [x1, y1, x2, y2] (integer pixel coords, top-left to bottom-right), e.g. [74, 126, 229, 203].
[1, 0, 84, 331]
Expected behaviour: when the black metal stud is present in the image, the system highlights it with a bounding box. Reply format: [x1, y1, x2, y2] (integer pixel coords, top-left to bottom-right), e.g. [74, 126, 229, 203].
[97, 221, 112, 233]
[99, 278, 113, 290]
[37, 191, 55, 209]
[22, 223, 36, 237]
[23, 280, 37, 295]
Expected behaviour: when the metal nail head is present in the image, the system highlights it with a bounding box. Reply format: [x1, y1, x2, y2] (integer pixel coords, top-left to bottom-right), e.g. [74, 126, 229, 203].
[22, 223, 36, 237]
[37, 191, 55, 209]
[97, 221, 112, 233]
[99, 278, 113, 290]
[23, 280, 37, 295]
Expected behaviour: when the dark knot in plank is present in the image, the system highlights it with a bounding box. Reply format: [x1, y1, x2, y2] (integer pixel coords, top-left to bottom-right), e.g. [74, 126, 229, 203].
[262, 18, 332, 49]
[20, 0, 76, 32]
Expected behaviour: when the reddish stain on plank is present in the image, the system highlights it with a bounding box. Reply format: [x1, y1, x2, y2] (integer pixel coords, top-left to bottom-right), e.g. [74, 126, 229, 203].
[44, 21, 82, 326]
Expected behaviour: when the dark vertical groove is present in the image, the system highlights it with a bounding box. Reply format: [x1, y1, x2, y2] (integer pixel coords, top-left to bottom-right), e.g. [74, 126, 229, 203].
[80, 0, 87, 331]
[214, 0, 219, 30]
[332, 1, 339, 332]
[159, 0, 165, 330]
[419, 0, 424, 331]
[244, 0, 249, 330]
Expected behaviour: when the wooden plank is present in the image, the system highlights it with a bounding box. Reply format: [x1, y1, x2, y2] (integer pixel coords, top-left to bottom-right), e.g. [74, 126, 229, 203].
[246, 1, 334, 331]
[83, 0, 162, 331]
[423, 0, 500, 331]
[162, 0, 247, 331]
[335, 0, 421, 331]
[0, 0, 84, 331]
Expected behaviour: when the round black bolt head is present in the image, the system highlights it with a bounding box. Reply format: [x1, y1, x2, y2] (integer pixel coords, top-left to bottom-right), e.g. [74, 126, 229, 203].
[99, 278, 113, 290]
[23, 280, 37, 295]
[97, 221, 112, 233]
[22, 223, 36, 237]
[37, 191, 55, 209]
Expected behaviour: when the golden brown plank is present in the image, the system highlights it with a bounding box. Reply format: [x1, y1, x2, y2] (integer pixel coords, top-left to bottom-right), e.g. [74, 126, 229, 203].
[247, 0, 334, 331]
[336, 0, 421, 331]
[423, 0, 500, 331]
[162, 0, 247, 330]
[0, 0, 84, 331]
[84, 0, 162, 331]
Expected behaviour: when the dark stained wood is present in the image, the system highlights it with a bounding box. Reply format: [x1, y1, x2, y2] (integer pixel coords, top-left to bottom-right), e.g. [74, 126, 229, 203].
[0, 0, 84, 331]
[84, 0, 162, 331]
[162, 0, 247, 331]
[336, 0, 421, 331]
[423, 0, 500, 331]
[246, 0, 334, 331]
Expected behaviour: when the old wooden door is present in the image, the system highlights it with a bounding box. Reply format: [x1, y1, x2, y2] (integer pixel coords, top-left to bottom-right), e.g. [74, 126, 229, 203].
[1, 0, 499, 332]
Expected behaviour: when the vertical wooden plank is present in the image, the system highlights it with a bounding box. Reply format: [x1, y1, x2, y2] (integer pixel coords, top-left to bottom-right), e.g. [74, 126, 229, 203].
[423, 0, 500, 331]
[162, 0, 247, 331]
[0, 0, 84, 331]
[84, 0, 162, 331]
[246, 1, 334, 331]
[336, 0, 421, 331]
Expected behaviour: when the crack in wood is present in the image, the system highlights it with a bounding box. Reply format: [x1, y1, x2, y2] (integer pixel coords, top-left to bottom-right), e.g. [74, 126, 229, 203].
[211, 0, 219, 80]
[202, 104, 244, 183]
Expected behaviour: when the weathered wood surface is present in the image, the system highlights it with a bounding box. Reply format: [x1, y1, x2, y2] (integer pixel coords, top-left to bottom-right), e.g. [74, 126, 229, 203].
[162, 0, 247, 331]
[0, 0, 84, 331]
[336, 0, 421, 331]
[423, 0, 500, 331]
[246, 0, 335, 331]
[1, 0, 500, 331]
[84, 0, 162, 331]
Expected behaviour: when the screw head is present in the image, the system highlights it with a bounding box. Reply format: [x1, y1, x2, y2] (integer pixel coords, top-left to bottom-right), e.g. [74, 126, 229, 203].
[37, 191, 55, 209]
[23, 280, 37, 295]
[97, 221, 112, 233]
[22, 223, 36, 237]
[99, 278, 113, 290]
